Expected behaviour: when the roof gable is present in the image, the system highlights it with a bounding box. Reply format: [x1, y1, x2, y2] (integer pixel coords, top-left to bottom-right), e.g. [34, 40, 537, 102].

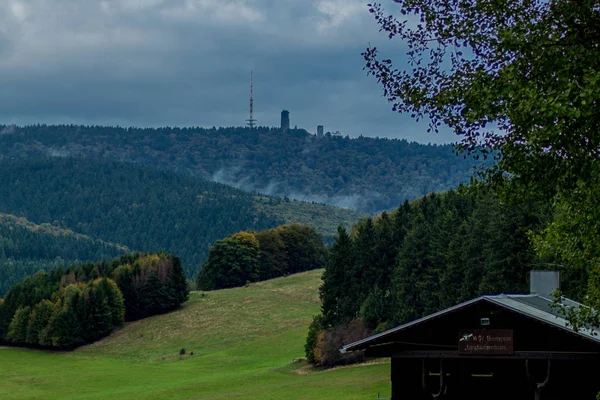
[342, 294, 600, 354]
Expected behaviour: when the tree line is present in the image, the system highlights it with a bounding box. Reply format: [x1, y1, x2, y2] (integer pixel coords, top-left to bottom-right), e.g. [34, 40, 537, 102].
[0, 252, 188, 349]
[306, 186, 552, 366]
[197, 224, 327, 291]
[0, 124, 483, 213]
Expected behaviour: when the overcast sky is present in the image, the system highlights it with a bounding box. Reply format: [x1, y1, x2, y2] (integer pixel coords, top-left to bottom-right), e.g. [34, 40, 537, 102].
[0, 0, 456, 144]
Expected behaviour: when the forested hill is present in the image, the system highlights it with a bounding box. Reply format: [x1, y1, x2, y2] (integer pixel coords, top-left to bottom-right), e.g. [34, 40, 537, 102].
[0, 125, 481, 213]
[0, 158, 361, 277]
[0, 213, 128, 296]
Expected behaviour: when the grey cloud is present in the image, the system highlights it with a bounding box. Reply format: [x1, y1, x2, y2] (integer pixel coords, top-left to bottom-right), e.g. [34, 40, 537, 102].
[0, 0, 456, 144]
[0, 32, 14, 58]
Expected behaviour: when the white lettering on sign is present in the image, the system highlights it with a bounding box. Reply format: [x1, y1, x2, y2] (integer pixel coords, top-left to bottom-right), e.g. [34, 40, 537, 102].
[458, 330, 514, 355]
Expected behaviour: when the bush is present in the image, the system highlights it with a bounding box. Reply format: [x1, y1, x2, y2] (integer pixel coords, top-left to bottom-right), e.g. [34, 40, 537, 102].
[312, 318, 370, 367]
[305, 315, 325, 364]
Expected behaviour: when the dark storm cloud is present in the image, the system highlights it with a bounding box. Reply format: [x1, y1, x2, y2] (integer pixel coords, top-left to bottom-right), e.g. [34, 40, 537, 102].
[0, 0, 456, 143]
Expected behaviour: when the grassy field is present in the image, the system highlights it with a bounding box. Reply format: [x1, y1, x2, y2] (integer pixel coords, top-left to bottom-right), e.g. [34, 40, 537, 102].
[0, 270, 390, 399]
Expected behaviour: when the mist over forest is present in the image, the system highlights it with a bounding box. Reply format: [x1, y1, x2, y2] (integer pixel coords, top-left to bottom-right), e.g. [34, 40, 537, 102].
[0, 124, 484, 213]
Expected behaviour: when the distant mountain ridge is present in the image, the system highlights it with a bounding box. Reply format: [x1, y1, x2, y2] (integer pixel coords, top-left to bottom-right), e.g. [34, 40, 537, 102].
[0, 157, 362, 278]
[0, 124, 483, 212]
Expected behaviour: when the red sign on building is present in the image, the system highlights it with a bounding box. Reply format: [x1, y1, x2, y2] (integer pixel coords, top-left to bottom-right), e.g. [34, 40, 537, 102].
[458, 329, 514, 355]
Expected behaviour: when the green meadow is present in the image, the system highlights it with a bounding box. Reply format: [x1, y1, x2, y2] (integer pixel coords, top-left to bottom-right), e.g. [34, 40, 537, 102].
[0, 270, 390, 399]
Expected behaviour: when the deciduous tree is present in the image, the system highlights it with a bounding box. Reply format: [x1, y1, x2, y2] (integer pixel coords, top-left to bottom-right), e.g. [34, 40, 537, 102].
[364, 0, 600, 196]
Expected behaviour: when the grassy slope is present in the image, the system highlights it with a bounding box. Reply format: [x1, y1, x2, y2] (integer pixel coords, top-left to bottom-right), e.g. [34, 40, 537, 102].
[0, 270, 390, 399]
[255, 197, 366, 238]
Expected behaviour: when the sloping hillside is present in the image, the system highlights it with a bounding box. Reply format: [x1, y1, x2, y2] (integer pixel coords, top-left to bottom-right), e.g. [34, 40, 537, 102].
[0, 270, 390, 399]
[0, 158, 363, 276]
[253, 195, 363, 239]
[0, 213, 128, 296]
[0, 124, 483, 212]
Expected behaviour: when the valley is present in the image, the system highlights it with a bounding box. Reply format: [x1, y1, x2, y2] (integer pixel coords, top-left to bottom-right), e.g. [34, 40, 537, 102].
[0, 157, 363, 280]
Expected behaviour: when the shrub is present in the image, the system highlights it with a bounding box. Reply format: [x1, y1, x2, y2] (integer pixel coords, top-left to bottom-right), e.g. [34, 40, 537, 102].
[305, 315, 325, 364]
[313, 318, 370, 367]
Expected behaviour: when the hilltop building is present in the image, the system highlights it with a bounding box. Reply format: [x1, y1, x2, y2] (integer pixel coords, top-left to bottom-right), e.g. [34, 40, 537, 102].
[317, 125, 324, 138]
[342, 270, 600, 400]
[281, 110, 290, 132]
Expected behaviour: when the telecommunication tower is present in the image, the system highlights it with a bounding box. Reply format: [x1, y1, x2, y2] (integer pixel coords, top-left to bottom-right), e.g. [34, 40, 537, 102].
[246, 71, 257, 128]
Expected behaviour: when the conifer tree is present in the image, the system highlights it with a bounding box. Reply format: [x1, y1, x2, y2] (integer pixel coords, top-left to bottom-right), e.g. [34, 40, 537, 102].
[320, 226, 355, 325]
[113, 264, 139, 319]
[374, 211, 397, 293]
[353, 217, 378, 310]
[82, 281, 113, 342]
[392, 213, 436, 324]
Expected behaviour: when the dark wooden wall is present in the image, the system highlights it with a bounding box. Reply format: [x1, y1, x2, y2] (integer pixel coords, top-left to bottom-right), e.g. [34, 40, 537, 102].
[391, 357, 599, 400]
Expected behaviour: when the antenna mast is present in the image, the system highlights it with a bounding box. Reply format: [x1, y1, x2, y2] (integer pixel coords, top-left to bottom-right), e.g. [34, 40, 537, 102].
[246, 71, 257, 128]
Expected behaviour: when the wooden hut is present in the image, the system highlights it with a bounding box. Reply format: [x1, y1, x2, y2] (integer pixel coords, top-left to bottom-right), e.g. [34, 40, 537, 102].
[341, 271, 600, 399]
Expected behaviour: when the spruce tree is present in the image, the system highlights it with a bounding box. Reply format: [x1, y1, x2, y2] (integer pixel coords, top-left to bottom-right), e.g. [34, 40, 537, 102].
[353, 218, 378, 311]
[320, 226, 355, 325]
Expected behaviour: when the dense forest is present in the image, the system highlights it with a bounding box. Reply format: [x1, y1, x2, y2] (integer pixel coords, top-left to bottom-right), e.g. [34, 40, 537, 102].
[0, 124, 483, 213]
[305, 187, 560, 366]
[196, 224, 327, 291]
[0, 252, 188, 349]
[0, 157, 361, 279]
[0, 214, 128, 296]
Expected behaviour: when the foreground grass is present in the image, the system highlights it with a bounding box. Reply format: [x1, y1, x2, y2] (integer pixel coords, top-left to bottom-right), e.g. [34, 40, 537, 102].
[0, 270, 390, 399]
